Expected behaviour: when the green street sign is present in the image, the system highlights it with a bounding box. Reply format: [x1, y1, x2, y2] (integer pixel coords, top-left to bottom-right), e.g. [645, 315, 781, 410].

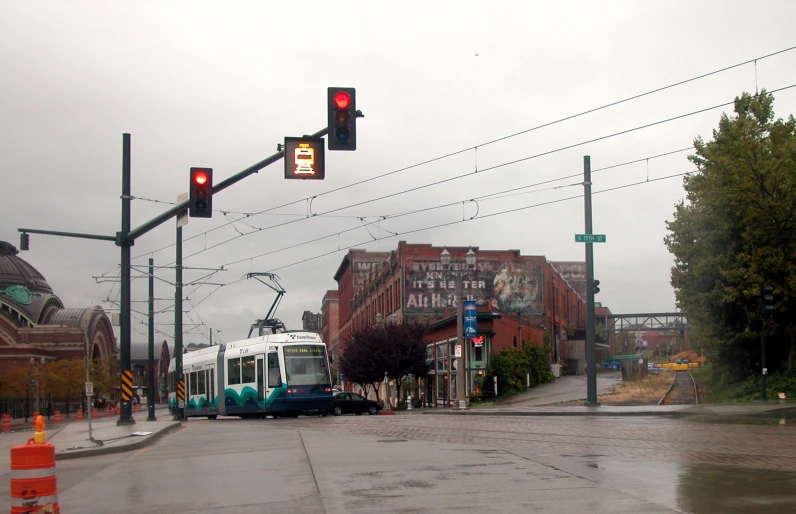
[575, 234, 606, 243]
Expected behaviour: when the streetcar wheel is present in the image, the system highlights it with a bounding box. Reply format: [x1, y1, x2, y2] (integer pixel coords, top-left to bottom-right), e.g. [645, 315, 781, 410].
[332, 406, 343, 416]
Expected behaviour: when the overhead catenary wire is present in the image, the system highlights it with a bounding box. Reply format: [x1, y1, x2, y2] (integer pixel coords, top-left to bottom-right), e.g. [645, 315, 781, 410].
[118, 46, 796, 266]
[184, 170, 693, 310]
[173, 83, 796, 264]
[219, 146, 693, 268]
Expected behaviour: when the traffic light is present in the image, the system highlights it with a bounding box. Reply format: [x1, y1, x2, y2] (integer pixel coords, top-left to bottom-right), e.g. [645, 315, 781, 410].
[189, 167, 213, 218]
[762, 284, 774, 313]
[327, 87, 356, 150]
[593, 280, 601, 294]
[20, 233, 29, 251]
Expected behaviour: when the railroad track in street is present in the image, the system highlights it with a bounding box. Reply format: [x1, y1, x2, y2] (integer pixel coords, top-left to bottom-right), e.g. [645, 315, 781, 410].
[658, 370, 699, 405]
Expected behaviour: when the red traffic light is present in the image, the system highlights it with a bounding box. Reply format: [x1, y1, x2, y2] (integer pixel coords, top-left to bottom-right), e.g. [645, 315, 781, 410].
[333, 91, 350, 109]
[194, 171, 208, 185]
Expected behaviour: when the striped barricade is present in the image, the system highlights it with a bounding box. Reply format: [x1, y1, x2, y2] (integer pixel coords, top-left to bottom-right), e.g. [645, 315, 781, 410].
[10, 416, 59, 514]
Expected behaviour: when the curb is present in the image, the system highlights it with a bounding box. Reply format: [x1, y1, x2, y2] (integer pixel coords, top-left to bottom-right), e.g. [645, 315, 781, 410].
[421, 404, 796, 418]
[54, 422, 183, 461]
[421, 409, 697, 418]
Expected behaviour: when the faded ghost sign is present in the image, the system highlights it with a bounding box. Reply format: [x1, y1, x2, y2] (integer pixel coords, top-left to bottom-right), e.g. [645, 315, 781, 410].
[404, 259, 544, 316]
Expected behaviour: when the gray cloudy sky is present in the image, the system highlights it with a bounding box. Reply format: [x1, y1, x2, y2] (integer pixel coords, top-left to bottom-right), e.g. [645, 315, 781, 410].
[2, 1, 795, 347]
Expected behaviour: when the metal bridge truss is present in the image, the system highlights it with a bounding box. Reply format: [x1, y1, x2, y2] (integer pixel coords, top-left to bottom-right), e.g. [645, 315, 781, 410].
[598, 312, 690, 333]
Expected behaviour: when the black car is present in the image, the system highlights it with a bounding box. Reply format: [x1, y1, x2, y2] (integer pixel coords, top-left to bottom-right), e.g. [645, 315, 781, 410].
[332, 391, 381, 416]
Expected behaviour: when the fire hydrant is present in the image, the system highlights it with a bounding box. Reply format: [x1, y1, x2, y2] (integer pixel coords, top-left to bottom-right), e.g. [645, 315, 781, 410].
[406, 394, 413, 410]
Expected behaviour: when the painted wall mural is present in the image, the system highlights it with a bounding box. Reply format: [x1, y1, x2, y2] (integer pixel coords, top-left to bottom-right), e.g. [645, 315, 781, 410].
[404, 259, 544, 316]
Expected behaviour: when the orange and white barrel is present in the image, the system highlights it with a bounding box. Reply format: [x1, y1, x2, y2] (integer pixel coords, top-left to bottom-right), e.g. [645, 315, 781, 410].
[10, 416, 59, 514]
[54, 411, 61, 424]
[2, 413, 10, 433]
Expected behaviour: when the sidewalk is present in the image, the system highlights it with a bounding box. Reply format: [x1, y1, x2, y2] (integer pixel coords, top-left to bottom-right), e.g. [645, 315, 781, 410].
[1, 406, 181, 461]
[483, 371, 623, 408]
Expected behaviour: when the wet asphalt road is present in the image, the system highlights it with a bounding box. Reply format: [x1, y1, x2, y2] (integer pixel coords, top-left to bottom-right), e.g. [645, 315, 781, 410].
[30, 412, 796, 513]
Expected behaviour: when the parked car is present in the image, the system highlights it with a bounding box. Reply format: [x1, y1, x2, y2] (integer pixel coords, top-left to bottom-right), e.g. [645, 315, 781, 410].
[332, 391, 381, 416]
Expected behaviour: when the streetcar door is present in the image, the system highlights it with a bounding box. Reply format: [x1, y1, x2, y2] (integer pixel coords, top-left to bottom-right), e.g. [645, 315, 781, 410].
[256, 355, 265, 403]
[209, 368, 215, 405]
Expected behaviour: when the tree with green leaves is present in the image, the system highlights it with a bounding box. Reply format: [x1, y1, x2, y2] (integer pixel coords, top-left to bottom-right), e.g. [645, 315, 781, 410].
[665, 90, 796, 378]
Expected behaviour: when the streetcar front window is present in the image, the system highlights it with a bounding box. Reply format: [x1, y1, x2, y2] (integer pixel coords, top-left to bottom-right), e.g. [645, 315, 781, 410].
[283, 345, 330, 386]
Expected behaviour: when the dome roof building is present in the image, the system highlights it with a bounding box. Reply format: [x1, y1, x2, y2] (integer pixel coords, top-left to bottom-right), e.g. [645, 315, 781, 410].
[0, 241, 117, 374]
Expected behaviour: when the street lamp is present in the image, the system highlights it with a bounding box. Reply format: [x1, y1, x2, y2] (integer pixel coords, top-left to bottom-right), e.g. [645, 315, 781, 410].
[30, 357, 45, 415]
[374, 313, 392, 411]
[72, 314, 102, 446]
[440, 247, 476, 410]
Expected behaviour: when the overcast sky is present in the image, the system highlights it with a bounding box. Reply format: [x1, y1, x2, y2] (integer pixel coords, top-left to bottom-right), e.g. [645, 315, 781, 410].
[2, 1, 795, 348]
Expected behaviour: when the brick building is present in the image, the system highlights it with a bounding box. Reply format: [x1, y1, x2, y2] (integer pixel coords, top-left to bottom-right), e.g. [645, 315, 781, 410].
[320, 290, 339, 358]
[301, 311, 323, 333]
[331, 242, 586, 405]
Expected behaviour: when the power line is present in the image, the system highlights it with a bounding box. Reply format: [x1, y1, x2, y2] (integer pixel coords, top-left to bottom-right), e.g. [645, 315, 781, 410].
[123, 46, 796, 266]
[183, 169, 692, 311]
[219, 146, 692, 268]
[179, 85, 796, 264]
[267, 170, 695, 273]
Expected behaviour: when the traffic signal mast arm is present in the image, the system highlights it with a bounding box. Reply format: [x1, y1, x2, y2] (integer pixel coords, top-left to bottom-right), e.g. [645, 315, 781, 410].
[127, 125, 330, 241]
[18, 124, 335, 245]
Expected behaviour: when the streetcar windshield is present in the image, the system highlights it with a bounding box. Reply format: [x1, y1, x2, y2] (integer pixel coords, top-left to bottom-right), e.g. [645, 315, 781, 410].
[283, 345, 330, 386]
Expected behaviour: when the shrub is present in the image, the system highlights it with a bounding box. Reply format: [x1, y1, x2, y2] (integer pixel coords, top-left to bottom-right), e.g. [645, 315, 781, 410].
[480, 341, 555, 400]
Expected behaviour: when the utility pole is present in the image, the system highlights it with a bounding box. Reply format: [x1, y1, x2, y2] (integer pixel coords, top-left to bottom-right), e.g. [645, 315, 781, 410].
[147, 258, 157, 421]
[174, 224, 185, 420]
[209, 327, 213, 346]
[456, 275, 465, 408]
[584, 155, 599, 407]
[760, 284, 774, 401]
[118, 133, 135, 425]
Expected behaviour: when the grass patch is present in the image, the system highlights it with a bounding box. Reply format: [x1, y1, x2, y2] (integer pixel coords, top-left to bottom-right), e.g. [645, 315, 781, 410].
[595, 372, 674, 405]
[691, 363, 796, 403]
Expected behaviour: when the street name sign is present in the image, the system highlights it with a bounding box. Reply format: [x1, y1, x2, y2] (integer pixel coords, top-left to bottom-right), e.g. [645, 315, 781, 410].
[575, 234, 606, 243]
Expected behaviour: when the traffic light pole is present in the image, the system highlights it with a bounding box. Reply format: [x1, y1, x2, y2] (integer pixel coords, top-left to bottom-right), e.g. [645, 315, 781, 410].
[583, 155, 599, 407]
[174, 224, 185, 421]
[147, 258, 157, 421]
[118, 133, 135, 425]
[17, 124, 333, 425]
